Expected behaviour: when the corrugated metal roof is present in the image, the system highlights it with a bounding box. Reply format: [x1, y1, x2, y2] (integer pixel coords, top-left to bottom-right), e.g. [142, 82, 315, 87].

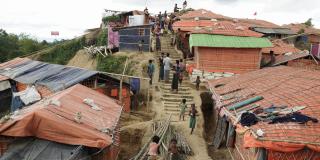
[0, 58, 98, 92]
[207, 66, 320, 149]
[190, 34, 272, 49]
[252, 27, 295, 35]
[0, 75, 9, 82]
[179, 9, 231, 20]
[173, 20, 263, 37]
[272, 51, 310, 66]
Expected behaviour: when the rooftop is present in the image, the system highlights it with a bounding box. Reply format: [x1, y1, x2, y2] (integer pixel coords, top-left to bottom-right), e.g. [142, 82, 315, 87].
[262, 40, 301, 55]
[179, 9, 231, 20]
[0, 84, 122, 148]
[283, 23, 320, 35]
[208, 66, 320, 152]
[173, 20, 263, 37]
[189, 34, 272, 49]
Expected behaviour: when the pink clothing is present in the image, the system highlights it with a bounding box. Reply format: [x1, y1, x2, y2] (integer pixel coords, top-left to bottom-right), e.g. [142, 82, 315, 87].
[148, 142, 160, 156]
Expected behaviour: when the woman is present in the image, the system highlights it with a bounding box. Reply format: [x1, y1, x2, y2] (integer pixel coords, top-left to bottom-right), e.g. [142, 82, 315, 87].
[171, 66, 179, 93]
[189, 104, 198, 134]
[159, 53, 165, 81]
[156, 31, 161, 52]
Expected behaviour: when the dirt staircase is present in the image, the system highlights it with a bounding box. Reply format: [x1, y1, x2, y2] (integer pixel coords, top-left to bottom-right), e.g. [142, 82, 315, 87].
[158, 36, 195, 115]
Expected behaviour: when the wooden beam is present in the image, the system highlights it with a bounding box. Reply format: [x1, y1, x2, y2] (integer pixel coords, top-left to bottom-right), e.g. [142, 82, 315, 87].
[119, 58, 129, 104]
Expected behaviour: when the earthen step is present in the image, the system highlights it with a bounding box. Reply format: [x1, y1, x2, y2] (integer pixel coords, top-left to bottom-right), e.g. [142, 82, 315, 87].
[162, 94, 194, 99]
[164, 102, 195, 106]
[162, 90, 191, 95]
[162, 97, 193, 102]
[160, 86, 190, 91]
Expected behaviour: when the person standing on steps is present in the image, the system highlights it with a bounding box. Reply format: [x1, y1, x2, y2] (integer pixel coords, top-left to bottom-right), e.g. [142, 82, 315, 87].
[159, 53, 165, 82]
[179, 99, 187, 121]
[178, 59, 185, 85]
[147, 60, 155, 85]
[189, 104, 198, 134]
[163, 53, 171, 83]
[171, 66, 179, 93]
[183, 0, 187, 10]
[155, 30, 161, 52]
[148, 135, 160, 160]
[195, 76, 201, 90]
[174, 3, 180, 13]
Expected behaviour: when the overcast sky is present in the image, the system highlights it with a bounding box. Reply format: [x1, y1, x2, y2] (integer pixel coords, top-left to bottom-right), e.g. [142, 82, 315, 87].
[1, 0, 319, 41]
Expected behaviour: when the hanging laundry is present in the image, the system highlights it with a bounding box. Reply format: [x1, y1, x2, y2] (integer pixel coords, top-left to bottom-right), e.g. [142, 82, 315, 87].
[239, 112, 259, 126]
[226, 122, 236, 147]
[269, 112, 318, 124]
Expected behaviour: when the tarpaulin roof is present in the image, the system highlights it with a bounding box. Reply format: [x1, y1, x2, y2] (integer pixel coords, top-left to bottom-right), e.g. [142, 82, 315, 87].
[208, 66, 320, 152]
[190, 34, 272, 49]
[0, 138, 87, 160]
[0, 84, 122, 148]
[0, 58, 98, 92]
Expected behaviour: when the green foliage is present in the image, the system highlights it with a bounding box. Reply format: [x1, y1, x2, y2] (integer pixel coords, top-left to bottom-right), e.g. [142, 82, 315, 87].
[0, 29, 49, 63]
[97, 55, 134, 75]
[102, 15, 120, 24]
[298, 28, 305, 34]
[97, 29, 108, 46]
[304, 18, 313, 27]
[38, 37, 86, 65]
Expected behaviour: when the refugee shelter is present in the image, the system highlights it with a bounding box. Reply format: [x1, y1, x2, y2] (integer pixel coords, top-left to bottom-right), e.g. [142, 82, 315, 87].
[283, 23, 320, 53]
[208, 66, 320, 160]
[189, 33, 272, 73]
[117, 24, 152, 52]
[261, 40, 301, 66]
[0, 84, 122, 160]
[0, 58, 132, 113]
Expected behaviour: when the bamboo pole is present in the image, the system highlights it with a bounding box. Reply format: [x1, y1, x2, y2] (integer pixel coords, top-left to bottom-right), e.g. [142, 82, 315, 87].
[119, 58, 129, 104]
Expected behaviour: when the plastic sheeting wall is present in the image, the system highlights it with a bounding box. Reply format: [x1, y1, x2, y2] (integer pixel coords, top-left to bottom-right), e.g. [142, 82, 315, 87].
[119, 26, 151, 52]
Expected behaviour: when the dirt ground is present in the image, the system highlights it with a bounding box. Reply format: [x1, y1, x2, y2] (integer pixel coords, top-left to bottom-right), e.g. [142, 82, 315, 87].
[67, 49, 97, 70]
[66, 49, 231, 159]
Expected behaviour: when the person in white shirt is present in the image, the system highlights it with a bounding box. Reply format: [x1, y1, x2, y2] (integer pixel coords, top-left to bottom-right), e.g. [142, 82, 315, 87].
[163, 53, 171, 83]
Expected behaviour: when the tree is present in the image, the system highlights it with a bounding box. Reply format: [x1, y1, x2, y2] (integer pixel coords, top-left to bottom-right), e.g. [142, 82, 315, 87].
[304, 18, 313, 27]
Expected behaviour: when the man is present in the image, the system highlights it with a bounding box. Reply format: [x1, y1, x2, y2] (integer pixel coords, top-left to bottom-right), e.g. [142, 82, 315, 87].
[183, 0, 187, 10]
[174, 3, 181, 13]
[147, 60, 155, 85]
[163, 53, 171, 83]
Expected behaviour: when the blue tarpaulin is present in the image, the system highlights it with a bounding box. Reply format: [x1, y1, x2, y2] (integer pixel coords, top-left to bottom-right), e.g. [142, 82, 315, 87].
[0, 59, 98, 92]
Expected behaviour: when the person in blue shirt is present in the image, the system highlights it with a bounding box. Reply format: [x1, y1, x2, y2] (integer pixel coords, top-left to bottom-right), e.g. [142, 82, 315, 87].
[147, 59, 155, 85]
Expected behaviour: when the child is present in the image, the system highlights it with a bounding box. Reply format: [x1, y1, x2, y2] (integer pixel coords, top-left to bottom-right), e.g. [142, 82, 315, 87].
[139, 40, 144, 53]
[195, 76, 201, 90]
[169, 138, 180, 160]
[179, 99, 187, 121]
[148, 136, 160, 160]
[189, 104, 198, 134]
